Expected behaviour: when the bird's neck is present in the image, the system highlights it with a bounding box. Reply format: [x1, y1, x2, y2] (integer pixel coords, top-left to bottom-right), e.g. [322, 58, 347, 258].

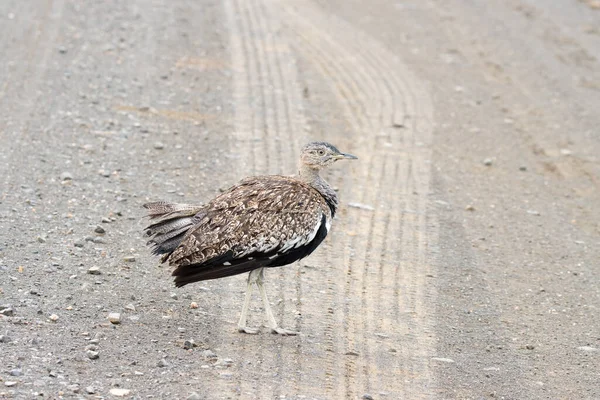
[298, 164, 338, 217]
[297, 163, 321, 185]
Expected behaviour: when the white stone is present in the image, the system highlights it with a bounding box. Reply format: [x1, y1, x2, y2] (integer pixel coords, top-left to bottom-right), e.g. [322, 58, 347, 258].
[109, 388, 131, 396]
[108, 312, 121, 324]
[431, 357, 455, 363]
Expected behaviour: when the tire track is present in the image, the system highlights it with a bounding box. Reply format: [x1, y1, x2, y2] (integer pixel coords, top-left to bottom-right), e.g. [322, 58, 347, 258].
[280, 22, 380, 397]
[225, 0, 308, 397]
[272, 1, 436, 398]
[345, 15, 437, 393]
[241, 0, 296, 397]
[226, 2, 271, 397]
[278, 7, 389, 398]
[248, 1, 309, 394]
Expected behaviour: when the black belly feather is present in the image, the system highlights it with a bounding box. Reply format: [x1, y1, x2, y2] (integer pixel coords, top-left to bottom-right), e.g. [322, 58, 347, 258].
[266, 214, 328, 268]
[172, 214, 328, 287]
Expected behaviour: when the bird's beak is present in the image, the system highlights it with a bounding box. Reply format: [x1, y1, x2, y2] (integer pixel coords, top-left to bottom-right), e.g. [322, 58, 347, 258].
[336, 152, 358, 160]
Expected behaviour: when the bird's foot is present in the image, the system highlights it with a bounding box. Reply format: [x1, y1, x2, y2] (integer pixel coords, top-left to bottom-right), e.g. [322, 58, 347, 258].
[238, 326, 260, 335]
[270, 326, 299, 336]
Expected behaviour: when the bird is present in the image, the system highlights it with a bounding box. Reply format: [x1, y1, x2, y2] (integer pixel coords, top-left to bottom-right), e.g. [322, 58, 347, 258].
[142, 141, 357, 335]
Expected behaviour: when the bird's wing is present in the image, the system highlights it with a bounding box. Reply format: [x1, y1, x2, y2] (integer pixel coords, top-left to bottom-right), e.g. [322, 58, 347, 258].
[167, 176, 331, 284]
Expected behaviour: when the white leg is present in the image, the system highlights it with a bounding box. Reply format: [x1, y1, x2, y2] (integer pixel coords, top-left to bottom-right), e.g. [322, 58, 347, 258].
[237, 269, 260, 334]
[256, 269, 298, 336]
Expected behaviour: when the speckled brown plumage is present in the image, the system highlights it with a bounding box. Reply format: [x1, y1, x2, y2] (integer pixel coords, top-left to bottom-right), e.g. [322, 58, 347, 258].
[172, 176, 334, 284]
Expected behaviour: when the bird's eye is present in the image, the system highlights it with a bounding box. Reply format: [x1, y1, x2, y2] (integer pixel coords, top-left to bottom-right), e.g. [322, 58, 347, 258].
[318, 150, 325, 155]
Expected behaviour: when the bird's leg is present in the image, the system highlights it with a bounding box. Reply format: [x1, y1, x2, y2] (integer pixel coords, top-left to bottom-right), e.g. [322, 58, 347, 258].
[237, 269, 259, 334]
[256, 268, 299, 336]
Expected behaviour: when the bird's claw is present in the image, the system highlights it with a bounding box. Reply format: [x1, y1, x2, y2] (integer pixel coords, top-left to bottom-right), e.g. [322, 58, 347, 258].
[238, 326, 260, 335]
[270, 327, 299, 336]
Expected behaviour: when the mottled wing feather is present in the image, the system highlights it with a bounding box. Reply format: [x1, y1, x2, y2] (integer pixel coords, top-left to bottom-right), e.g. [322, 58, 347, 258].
[143, 202, 203, 219]
[168, 176, 330, 271]
[143, 202, 206, 257]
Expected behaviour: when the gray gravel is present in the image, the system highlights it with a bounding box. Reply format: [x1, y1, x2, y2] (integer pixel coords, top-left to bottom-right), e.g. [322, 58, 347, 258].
[0, 0, 598, 399]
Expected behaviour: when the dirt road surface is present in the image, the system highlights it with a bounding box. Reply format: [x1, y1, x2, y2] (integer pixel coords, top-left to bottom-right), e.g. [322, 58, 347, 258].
[1, 0, 599, 399]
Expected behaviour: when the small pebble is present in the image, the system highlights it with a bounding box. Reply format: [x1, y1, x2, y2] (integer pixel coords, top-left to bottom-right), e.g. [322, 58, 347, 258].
[216, 358, 233, 367]
[348, 202, 375, 211]
[0, 305, 15, 316]
[74, 240, 85, 248]
[187, 393, 202, 400]
[154, 142, 165, 150]
[560, 148, 572, 156]
[60, 172, 73, 181]
[10, 369, 22, 377]
[125, 303, 136, 311]
[108, 312, 121, 324]
[85, 386, 95, 394]
[519, 166, 527, 171]
[87, 350, 99, 360]
[109, 388, 131, 397]
[183, 339, 196, 350]
[37, 236, 47, 243]
[0, 335, 12, 343]
[465, 205, 475, 211]
[87, 267, 101, 275]
[202, 350, 217, 359]
[483, 158, 493, 166]
[101, 217, 111, 223]
[5, 381, 17, 387]
[362, 395, 374, 400]
[68, 384, 80, 393]
[170, 293, 178, 300]
[157, 359, 169, 367]
[94, 225, 105, 234]
[123, 256, 136, 262]
[49, 314, 59, 322]
[190, 302, 199, 309]
[431, 357, 455, 363]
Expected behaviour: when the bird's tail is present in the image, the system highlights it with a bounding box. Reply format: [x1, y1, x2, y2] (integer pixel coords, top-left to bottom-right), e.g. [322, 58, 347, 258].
[142, 202, 204, 262]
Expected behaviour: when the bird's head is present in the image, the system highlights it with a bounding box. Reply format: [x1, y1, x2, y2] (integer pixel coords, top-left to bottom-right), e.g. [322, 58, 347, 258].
[300, 142, 357, 170]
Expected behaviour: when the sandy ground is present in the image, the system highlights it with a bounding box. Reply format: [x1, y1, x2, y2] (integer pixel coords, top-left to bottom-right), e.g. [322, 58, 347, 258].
[1, 0, 599, 399]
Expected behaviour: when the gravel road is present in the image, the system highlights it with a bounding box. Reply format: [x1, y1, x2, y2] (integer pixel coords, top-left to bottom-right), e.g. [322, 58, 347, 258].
[1, 0, 599, 399]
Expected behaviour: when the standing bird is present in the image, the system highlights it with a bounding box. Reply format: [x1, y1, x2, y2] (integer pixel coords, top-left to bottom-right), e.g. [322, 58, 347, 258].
[143, 142, 357, 335]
